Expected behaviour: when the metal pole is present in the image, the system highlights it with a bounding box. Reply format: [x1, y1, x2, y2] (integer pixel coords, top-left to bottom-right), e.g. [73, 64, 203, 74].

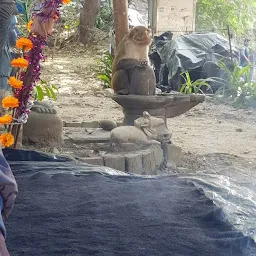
[227, 25, 233, 61]
[113, 0, 129, 47]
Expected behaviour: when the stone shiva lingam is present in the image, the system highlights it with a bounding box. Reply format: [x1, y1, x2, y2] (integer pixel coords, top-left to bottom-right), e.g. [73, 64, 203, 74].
[23, 101, 63, 149]
[111, 25, 205, 125]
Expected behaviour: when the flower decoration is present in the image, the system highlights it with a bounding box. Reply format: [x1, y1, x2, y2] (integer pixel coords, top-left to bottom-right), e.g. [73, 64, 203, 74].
[27, 20, 33, 32]
[16, 38, 34, 52]
[11, 58, 29, 69]
[2, 96, 19, 109]
[0, 133, 15, 147]
[0, 115, 13, 125]
[8, 77, 24, 89]
[0, 0, 68, 148]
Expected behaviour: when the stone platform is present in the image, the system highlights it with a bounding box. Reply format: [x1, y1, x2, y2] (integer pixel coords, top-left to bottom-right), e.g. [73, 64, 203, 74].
[62, 127, 181, 175]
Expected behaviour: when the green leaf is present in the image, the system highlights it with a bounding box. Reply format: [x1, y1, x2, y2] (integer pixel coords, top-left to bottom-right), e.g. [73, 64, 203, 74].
[35, 86, 44, 101]
[180, 83, 188, 93]
[98, 74, 111, 84]
[48, 87, 57, 101]
[52, 85, 59, 92]
[45, 86, 52, 99]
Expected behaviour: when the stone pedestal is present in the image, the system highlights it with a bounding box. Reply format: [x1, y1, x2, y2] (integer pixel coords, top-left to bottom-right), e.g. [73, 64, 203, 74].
[112, 94, 205, 125]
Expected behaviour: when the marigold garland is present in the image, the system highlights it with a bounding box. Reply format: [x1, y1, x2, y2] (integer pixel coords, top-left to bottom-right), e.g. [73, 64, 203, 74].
[16, 38, 34, 51]
[0, 133, 15, 147]
[11, 57, 29, 69]
[8, 77, 24, 89]
[0, 0, 68, 148]
[2, 96, 19, 109]
[0, 115, 13, 125]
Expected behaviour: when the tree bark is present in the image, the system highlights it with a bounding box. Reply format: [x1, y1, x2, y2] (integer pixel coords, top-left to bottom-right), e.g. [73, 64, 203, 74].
[113, 0, 129, 47]
[79, 0, 100, 45]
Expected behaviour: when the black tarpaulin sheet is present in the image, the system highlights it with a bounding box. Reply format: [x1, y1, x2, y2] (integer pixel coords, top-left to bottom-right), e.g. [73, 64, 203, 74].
[3, 149, 256, 256]
[149, 32, 238, 90]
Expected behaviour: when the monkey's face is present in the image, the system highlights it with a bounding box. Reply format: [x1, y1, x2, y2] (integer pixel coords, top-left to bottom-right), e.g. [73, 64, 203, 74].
[129, 26, 152, 46]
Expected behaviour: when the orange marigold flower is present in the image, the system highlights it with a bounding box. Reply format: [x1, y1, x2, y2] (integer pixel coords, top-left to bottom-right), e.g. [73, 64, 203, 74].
[0, 115, 13, 125]
[0, 133, 15, 147]
[16, 38, 33, 51]
[62, 0, 71, 4]
[11, 57, 29, 69]
[8, 76, 24, 89]
[27, 20, 33, 32]
[2, 96, 19, 109]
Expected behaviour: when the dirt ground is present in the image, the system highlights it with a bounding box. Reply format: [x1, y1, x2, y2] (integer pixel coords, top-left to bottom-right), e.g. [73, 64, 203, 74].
[41, 42, 256, 175]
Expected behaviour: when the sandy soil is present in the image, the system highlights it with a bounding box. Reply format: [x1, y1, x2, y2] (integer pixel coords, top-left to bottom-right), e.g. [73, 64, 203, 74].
[41, 43, 256, 173]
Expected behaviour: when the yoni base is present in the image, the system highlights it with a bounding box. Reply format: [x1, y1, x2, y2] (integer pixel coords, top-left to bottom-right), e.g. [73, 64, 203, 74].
[112, 94, 205, 125]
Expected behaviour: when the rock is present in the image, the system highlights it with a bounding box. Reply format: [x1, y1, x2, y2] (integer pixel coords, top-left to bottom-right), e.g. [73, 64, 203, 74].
[104, 88, 115, 97]
[99, 120, 117, 131]
[236, 128, 243, 132]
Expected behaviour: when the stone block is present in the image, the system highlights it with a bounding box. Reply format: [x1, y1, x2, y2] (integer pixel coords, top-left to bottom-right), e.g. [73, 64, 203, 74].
[64, 122, 82, 128]
[141, 149, 157, 175]
[82, 121, 99, 128]
[80, 157, 104, 166]
[151, 145, 164, 169]
[103, 155, 125, 172]
[124, 153, 143, 174]
[167, 143, 182, 166]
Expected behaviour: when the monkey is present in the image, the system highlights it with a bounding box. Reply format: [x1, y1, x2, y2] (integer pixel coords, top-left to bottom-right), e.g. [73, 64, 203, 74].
[111, 26, 156, 95]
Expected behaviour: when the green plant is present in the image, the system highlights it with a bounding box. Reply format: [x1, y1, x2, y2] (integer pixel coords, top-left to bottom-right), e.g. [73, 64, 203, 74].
[95, 2, 114, 31]
[96, 51, 113, 88]
[218, 61, 251, 87]
[179, 71, 213, 94]
[217, 61, 256, 107]
[34, 80, 58, 101]
[16, 0, 36, 36]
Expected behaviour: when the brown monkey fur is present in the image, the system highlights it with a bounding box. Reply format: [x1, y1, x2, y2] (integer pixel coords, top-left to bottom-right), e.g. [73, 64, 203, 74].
[111, 26, 156, 95]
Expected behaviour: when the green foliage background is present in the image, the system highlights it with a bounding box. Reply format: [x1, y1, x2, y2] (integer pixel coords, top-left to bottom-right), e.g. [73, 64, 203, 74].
[196, 0, 256, 36]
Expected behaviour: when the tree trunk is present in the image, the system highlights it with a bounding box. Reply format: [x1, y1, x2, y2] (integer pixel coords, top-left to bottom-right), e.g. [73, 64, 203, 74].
[113, 0, 129, 47]
[79, 0, 100, 45]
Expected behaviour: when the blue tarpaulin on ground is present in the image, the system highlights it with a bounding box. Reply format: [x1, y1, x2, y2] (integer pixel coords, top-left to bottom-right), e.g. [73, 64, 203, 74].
[4, 149, 256, 256]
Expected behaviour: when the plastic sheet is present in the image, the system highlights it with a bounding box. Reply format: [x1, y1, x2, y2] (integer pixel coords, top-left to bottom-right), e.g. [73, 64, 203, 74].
[149, 32, 239, 92]
[3, 149, 256, 256]
[177, 172, 256, 242]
